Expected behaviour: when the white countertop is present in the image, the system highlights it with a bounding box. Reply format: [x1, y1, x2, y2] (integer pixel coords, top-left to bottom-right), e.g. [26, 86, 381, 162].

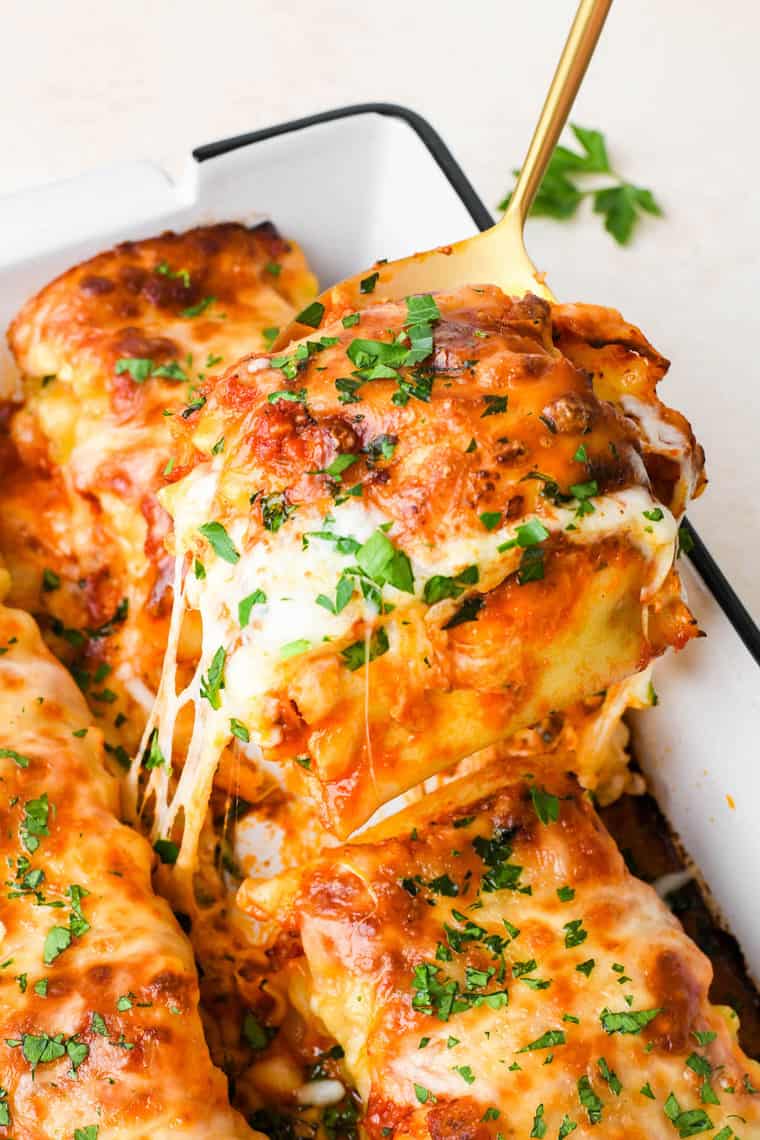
[3, 0, 759, 624]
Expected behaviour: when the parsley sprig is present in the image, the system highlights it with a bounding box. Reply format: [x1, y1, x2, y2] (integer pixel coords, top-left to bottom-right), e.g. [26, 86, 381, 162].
[500, 125, 662, 245]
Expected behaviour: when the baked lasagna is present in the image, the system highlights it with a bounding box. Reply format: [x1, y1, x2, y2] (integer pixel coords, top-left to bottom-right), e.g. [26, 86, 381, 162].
[0, 567, 259, 1138]
[242, 755, 760, 1139]
[137, 285, 703, 877]
[4, 214, 750, 1140]
[2, 222, 317, 756]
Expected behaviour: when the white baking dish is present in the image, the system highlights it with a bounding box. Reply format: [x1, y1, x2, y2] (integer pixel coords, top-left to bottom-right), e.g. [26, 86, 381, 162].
[1, 103, 758, 978]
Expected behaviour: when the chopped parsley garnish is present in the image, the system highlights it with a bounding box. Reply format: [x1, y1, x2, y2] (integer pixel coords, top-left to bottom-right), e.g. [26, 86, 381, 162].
[563, 919, 588, 948]
[262, 326, 279, 348]
[578, 1076, 603, 1122]
[442, 595, 484, 630]
[518, 1029, 565, 1053]
[42, 568, 61, 592]
[481, 394, 508, 417]
[316, 573, 355, 615]
[530, 1104, 547, 1138]
[324, 453, 359, 478]
[472, 827, 529, 894]
[600, 1006, 660, 1034]
[230, 718, 250, 743]
[558, 1115, 578, 1139]
[341, 627, 389, 671]
[144, 729, 165, 770]
[335, 377, 363, 404]
[20, 794, 50, 853]
[0, 748, 30, 769]
[267, 387, 307, 405]
[360, 272, 379, 294]
[115, 357, 188, 383]
[156, 260, 190, 287]
[663, 1092, 713, 1137]
[530, 785, 559, 824]
[342, 312, 360, 328]
[479, 511, 502, 531]
[356, 529, 414, 594]
[258, 492, 295, 533]
[280, 639, 312, 660]
[115, 357, 154, 383]
[411, 961, 507, 1021]
[557, 885, 575, 902]
[295, 301, 325, 328]
[153, 838, 179, 865]
[576, 959, 595, 976]
[644, 507, 664, 522]
[597, 1057, 622, 1095]
[678, 524, 695, 557]
[238, 589, 267, 627]
[43, 925, 71, 965]
[91, 1012, 108, 1036]
[454, 1064, 475, 1085]
[198, 521, 240, 564]
[423, 565, 479, 605]
[242, 1011, 274, 1051]
[180, 295, 216, 318]
[364, 434, 397, 462]
[200, 646, 226, 709]
[517, 546, 545, 585]
[573, 444, 588, 462]
[570, 479, 598, 501]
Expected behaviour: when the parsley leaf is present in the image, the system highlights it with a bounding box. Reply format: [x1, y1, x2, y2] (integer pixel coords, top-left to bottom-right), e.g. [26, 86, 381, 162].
[198, 521, 240, 564]
[600, 1006, 661, 1034]
[154, 838, 179, 865]
[530, 785, 560, 824]
[200, 646, 226, 709]
[593, 183, 662, 245]
[180, 295, 216, 318]
[423, 565, 479, 605]
[0, 748, 30, 769]
[295, 301, 325, 328]
[238, 589, 267, 627]
[499, 124, 661, 245]
[341, 627, 390, 672]
[518, 1029, 565, 1053]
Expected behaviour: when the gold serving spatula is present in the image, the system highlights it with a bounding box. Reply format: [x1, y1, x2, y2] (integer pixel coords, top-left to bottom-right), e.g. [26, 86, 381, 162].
[277, 0, 612, 348]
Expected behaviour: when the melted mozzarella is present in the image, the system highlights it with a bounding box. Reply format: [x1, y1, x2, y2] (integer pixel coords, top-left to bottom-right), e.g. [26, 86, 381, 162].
[132, 446, 678, 886]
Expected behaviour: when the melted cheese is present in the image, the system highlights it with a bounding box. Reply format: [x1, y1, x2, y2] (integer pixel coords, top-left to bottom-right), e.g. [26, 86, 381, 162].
[3, 221, 318, 755]
[0, 586, 259, 1138]
[134, 287, 701, 876]
[242, 759, 760, 1139]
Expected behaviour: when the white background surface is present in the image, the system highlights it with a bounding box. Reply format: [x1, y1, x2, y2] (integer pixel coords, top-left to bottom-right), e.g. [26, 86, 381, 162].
[2, 0, 759, 622]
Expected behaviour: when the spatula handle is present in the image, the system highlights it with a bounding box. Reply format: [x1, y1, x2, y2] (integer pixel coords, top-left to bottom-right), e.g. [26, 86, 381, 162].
[507, 0, 613, 226]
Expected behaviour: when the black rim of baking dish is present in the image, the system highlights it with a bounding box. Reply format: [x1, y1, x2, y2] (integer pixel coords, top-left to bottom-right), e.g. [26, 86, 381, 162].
[195, 101, 760, 669]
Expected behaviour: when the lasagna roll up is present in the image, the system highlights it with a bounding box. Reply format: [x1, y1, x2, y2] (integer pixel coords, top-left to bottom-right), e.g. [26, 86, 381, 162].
[0, 571, 259, 1139]
[3, 222, 317, 755]
[241, 758, 760, 1140]
[137, 286, 703, 861]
